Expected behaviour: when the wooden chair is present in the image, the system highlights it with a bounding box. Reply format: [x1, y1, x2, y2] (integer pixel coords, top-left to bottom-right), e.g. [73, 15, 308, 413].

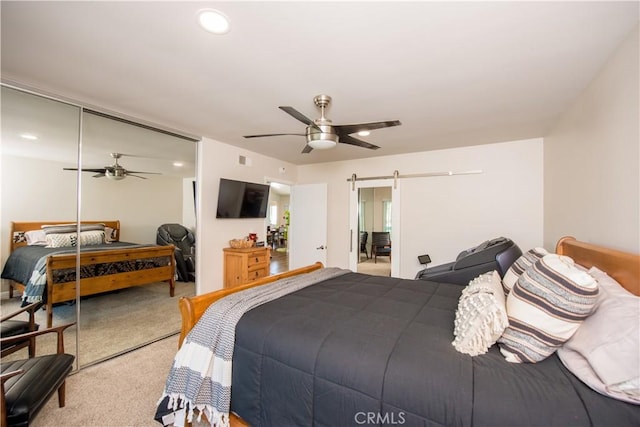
[371, 232, 392, 263]
[1, 303, 42, 358]
[1, 323, 75, 427]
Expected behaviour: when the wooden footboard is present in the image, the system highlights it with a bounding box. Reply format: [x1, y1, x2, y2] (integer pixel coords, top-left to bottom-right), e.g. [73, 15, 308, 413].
[178, 262, 323, 347]
[36, 245, 176, 328]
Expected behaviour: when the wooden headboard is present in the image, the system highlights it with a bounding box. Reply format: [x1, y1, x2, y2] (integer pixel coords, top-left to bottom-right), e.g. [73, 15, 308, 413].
[10, 220, 121, 253]
[556, 236, 640, 296]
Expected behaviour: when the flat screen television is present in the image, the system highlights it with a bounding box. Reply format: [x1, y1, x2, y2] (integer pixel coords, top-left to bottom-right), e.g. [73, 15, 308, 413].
[216, 178, 270, 218]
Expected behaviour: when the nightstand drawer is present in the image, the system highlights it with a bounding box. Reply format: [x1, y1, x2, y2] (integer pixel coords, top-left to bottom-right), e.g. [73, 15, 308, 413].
[248, 267, 269, 281]
[247, 253, 268, 267]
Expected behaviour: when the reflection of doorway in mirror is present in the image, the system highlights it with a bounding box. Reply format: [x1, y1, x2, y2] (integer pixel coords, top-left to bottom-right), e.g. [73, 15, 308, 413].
[357, 186, 392, 276]
[266, 181, 291, 274]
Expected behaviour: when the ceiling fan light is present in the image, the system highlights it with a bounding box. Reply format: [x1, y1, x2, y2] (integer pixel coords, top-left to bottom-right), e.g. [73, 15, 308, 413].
[308, 139, 337, 150]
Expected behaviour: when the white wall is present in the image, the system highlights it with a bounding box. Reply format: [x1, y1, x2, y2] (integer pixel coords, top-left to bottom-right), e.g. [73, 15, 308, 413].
[79, 170, 183, 243]
[296, 139, 544, 279]
[1, 155, 78, 267]
[196, 138, 297, 294]
[544, 25, 639, 253]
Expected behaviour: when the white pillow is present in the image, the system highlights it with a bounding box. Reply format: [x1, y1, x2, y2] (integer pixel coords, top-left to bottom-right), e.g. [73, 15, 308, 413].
[498, 254, 599, 363]
[46, 230, 105, 248]
[557, 267, 640, 404]
[502, 247, 549, 295]
[25, 229, 47, 245]
[452, 271, 508, 356]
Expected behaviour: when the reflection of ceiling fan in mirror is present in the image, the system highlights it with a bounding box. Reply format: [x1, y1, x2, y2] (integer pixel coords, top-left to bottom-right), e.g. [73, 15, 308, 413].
[244, 94, 402, 153]
[63, 152, 161, 180]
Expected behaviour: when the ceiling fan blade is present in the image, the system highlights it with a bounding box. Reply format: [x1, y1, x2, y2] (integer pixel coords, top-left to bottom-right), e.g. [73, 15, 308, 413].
[279, 107, 322, 131]
[125, 171, 162, 175]
[301, 144, 313, 154]
[338, 134, 380, 150]
[334, 120, 401, 136]
[63, 167, 108, 173]
[93, 173, 106, 178]
[126, 174, 149, 179]
[244, 133, 306, 139]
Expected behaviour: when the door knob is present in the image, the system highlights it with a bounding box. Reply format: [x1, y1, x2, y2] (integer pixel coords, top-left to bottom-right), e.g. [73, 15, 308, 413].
[316, 245, 326, 250]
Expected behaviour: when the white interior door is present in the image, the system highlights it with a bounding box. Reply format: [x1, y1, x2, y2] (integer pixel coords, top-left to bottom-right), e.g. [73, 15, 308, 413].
[288, 183, 327, 269]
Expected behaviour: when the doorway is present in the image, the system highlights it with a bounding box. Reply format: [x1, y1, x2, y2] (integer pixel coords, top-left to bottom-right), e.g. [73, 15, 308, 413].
[266, 181, 291, 274]
[349, 179, 400, 277]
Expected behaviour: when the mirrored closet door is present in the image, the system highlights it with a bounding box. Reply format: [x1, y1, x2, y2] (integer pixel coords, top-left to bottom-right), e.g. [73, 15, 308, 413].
[1, 85, 82, 366]
[78, 110, 197, 366]
[1, 84, 198, 368]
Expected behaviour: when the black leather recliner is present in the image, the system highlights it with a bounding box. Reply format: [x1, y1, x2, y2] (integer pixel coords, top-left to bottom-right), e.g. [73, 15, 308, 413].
[157, 224, 195, 282]
[415, 237, 522, 285]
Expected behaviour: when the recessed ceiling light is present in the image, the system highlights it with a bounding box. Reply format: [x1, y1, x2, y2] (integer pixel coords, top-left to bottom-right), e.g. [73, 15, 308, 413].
[173, 161, 184, 167]
[357, 131, 370, 137]
[197, 9, 230, 35]
[20, 133, 38, 140]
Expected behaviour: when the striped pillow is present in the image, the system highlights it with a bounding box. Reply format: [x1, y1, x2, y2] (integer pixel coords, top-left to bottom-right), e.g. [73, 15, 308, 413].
[497, 254, 599, 363]
[502, 247, 549, 295]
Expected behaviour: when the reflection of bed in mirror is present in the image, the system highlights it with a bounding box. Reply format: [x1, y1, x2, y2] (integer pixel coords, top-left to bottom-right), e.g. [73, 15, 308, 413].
[163, 237, 639, 427]
[2, 220, 176, 327]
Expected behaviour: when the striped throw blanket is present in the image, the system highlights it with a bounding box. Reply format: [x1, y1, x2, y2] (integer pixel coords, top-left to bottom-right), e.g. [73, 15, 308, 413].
[22, 248, 77, 304]
[157, 267, 349, 427]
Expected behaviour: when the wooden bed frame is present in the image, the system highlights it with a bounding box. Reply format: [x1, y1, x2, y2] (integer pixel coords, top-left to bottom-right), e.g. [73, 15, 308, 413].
[176, 237, 639, 427]
[7, 220, 176, 327]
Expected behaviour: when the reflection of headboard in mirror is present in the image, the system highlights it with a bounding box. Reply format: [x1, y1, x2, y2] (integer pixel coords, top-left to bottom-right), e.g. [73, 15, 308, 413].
[556, 236, 640, 296]
[10, 220, 121, 253]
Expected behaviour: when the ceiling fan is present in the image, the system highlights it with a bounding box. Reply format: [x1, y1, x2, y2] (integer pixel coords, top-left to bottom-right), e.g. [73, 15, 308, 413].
[63, 153, 160, 180]
[244, 94, 401, 153]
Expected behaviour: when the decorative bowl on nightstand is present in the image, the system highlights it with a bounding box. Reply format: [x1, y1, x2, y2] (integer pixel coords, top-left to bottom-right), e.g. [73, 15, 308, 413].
[229, 239, 255, 249]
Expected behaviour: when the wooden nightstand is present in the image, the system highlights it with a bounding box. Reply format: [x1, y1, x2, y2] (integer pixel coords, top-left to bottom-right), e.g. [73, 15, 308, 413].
[223, 246, 271, 289]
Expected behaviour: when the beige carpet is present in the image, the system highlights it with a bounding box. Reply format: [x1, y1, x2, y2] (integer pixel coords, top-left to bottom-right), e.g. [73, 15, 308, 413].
[30, 334, 181, 427]
[1, 281, 195, 366]
[357, 257, 391, 276]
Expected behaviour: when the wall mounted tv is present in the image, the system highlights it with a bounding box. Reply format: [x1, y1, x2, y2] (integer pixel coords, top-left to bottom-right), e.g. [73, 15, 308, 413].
[216, 178, 270, 219]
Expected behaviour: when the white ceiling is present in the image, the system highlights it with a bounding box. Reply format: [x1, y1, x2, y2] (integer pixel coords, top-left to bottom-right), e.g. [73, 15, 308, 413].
[1, 1, 638, 166]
